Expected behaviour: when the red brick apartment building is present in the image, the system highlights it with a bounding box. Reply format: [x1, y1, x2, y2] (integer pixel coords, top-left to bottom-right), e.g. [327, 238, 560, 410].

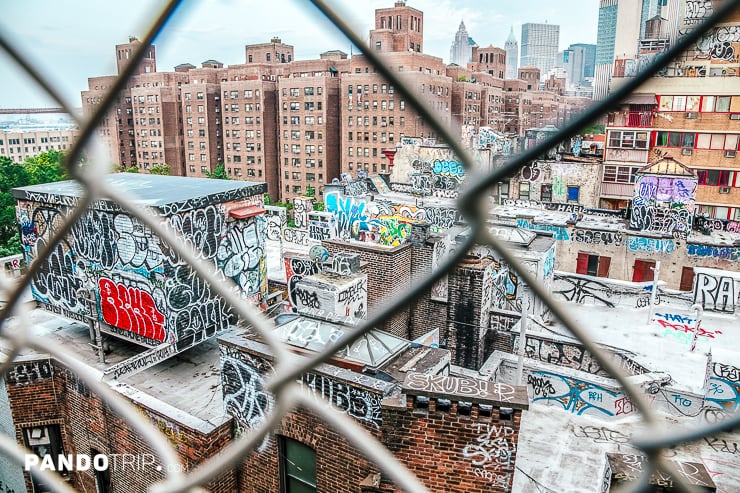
[82, 1, 590, 203]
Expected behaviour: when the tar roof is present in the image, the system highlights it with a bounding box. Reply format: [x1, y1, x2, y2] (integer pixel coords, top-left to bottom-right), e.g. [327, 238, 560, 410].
[13, 174, 266, 214]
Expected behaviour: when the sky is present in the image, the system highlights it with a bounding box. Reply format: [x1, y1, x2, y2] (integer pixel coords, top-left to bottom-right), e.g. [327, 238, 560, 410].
[0, 0, 598, 110]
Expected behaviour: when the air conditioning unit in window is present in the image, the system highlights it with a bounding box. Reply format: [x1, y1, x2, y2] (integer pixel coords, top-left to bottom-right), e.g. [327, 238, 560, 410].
[730, 114, 740, 120]
[725, 150, 737, 158]
[681, 147, 693, 156]
[719, 187, 731, 194]
[686, 112, 698, 119]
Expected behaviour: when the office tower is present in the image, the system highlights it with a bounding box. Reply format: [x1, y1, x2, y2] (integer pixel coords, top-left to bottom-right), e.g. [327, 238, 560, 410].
[505, 26, 518, 79]
[520, 22, 560, 80]
[449, 20, 474, 66]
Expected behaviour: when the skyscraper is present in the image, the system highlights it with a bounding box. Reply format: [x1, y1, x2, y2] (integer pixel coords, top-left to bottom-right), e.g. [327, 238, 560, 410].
[505, 26, 519, 79]
[520, 22, 559, 80]
[594, 0, 619, 99]
[449, 20, 474, 66]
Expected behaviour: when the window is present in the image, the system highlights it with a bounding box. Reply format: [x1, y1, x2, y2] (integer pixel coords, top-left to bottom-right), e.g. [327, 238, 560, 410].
[519, 182, 530, 200]
[24, 425, 67, 490]
[304, 87, 314, 96]
[540, 184, 552, 202]
[607, 130, 648, 149]
[576, 253, 611, 277]
[567, 186, 580, 202]
[290, 88, 300, 97]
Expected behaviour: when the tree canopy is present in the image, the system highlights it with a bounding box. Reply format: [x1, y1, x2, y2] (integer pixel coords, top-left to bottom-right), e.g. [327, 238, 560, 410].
[0, 151, 68, 256]
[205, 163, 229, 180]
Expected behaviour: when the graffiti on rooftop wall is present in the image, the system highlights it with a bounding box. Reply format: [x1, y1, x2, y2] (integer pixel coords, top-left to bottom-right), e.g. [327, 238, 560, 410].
[687, 244, 740, 262]
[630, 175, 696, 239]
[653, 312, 723, 345]
[707, 362, 740, 414]
[527, 371, 631, 417]
[693, 272, 739, 313]
[695, 25, 740, 63]
[220, 345, 274, 432]
[627, 236, 676, 254]
[462, 422, 516, 491]
[20, 196, 266, 347]
[300, 372, 383, 428]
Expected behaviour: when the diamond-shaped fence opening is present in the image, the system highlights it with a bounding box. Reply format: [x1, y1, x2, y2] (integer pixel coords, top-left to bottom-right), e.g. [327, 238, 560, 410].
[0, 1, 739, 492]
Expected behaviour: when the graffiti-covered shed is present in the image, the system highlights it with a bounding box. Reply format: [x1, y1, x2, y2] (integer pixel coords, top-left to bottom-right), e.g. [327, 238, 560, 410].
[13, 174, 267, 351]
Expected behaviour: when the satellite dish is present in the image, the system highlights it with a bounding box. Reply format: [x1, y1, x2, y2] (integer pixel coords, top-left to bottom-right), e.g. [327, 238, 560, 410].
[332, 178, 340, 184]
[340, 173, 350, 182]
[309, 245, 330, 263]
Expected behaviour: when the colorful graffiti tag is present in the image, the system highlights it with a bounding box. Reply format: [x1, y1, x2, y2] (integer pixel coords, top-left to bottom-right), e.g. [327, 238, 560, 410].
[527, 371, 635, 417]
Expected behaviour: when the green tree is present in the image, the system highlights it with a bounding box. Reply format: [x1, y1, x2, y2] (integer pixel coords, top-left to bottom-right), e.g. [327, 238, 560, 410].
[305, 184, 316, 198]
[0, 151, 68, 256]
[264, 193, 272, 206]
[23, 150, 68, 184]
[115, 165, 140, 173]
[205, 163, 229, 180]
[149, 164, 170, 175]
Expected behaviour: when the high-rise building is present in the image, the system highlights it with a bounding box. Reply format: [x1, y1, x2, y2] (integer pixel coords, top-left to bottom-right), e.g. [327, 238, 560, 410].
[449, 20, 474, 66]
[520, 22, 560, 80]
[505, 26, 519, 79]
[570, 43, 596, 79]
[563, 44, 597, 88]
[594, 0, 619, 100]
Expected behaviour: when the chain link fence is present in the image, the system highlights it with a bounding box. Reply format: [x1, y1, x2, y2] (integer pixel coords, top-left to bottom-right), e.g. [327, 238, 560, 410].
[1, 0, 739, 492]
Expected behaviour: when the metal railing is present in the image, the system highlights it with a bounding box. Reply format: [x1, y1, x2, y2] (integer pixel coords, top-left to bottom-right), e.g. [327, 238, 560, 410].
[1, 1, 739, 492]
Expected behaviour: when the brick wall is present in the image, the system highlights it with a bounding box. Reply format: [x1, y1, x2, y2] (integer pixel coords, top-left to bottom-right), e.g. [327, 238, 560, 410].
[445, 259, 489, 369]
[323, 239, 411, 337]
[4, 358, 236, 492]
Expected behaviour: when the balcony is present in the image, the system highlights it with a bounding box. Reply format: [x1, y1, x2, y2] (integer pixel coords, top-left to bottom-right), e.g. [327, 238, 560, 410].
[607, 111, 653, 128]
[601, 182, 634, 199]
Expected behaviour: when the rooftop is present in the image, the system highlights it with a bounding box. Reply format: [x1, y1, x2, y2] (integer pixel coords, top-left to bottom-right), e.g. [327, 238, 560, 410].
[13, 174, 266, 213]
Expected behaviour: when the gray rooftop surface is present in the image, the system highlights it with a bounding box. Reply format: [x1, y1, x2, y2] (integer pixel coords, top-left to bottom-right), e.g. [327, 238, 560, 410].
[13, 174, 266, 212]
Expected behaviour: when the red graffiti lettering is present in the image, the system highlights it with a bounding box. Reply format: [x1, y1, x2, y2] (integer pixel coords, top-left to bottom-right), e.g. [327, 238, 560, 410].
[615, 396, 636, 416]
[99, 278, 165, 342]
[655, 318, 722, 339]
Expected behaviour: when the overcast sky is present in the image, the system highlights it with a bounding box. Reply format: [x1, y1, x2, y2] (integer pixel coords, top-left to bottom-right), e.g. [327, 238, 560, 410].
[0, 0, 598, 109]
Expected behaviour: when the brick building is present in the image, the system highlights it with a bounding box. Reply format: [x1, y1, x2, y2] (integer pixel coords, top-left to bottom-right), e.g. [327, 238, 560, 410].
[82, 2, 592, 203]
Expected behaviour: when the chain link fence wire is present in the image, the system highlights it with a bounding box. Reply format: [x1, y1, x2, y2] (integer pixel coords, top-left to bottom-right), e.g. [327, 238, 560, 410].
[1, 0, 739, 492]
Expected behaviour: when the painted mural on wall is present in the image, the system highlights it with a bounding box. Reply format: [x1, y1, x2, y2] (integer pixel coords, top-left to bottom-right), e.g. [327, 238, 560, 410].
[18, 196, 267, 347]
[630, 174, 697, 239]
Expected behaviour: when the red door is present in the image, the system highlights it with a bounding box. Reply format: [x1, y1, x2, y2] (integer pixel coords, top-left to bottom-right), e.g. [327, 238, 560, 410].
[632, 260, 656, 282]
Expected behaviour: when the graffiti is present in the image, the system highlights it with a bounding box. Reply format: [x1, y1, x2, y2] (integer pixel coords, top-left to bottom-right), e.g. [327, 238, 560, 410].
[221, 345, 274, 430]
[301, 373, 382, 427]
[553, 275, 616, 307]
[627, 236, 675, 254]
[487, 260, 522, 313]
[635, 294, 661, 308]
[527, 374, 556, 397]
[520, 336, 608, 376]
[344, 179, 368, 197]
[695, 216, 740, 234]
[104, 343, 177, 379]
[653, 312, 722, 340]
[293, 286, 321, 309]
[462, 423, 516, 474]
[285, 256, 321, 308]
[99, 278, 166, 342]
[217, 222, 264, 297]
[696, 26, 740, 61]
[543, 247, 555, 278]
[292, 197, 312, 229]
[431, 237, 450, 301]
[573, 229, 624, 247]
[325, 192, 370, 240]
[614, 396, 636, 416]
[18, 211, 38, 246]
[7, 360, 53, 385]
[32, 239, 85, 313]
[706, 362, 740, 413]
[704, 437, 739, 456]
[693, 272, 737, 313]
[264, 206, 286, 242]
[503, 198, 543, 209]
[282, 227, 312, 246]
[684, 0, 713, 26]
[403, 373, 523, 403]
[687, 244, 740, 262]
[527, 371, 622, 416]
[520, 162, 541, 182]
[308, 212, 335, 241]
[571, 425, 630, 444]
[516, 218, 570, 241]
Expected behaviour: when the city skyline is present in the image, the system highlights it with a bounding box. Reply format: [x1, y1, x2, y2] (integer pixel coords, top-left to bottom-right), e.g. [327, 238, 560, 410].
[0, 0, 598, 109]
